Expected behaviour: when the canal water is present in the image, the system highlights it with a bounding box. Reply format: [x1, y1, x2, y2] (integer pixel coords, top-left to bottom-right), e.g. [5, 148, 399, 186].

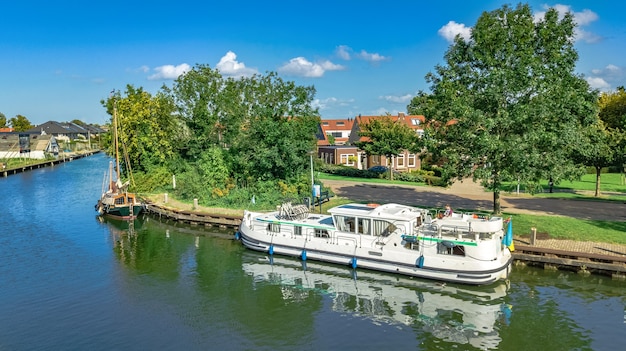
[1, 153, 625, 351]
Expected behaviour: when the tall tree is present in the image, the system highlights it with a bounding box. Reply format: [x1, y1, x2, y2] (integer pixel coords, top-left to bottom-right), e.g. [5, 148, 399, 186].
[0, 112, 6, 128]
[102, 86, 179, 175]
[9, 115, 33, 132]
[354, 115, 419, 181]
[229, 72, 320, 183]
[574, 120, 622, 196]
[417, 4, 597, 213]
[598, 87, 626, 131]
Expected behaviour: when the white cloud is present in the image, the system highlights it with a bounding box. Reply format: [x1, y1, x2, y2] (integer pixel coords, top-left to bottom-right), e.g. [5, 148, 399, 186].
[148, 63, 191, 80]
[278, 57, 345, 77]
[356, 50, 389, 62]
[586, 76, 610, 90]
[534, 4, 601, 43]
[336, 45, 351, 60]
[438, 21, 472, 43]
[216, 51, 258, 78]
[379, 94, 413, 103]
[312, 97, 354, 110]
[587, 64, 623, 90]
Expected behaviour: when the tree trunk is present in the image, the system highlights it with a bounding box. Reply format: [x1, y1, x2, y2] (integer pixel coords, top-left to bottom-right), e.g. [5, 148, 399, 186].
[493, 190, 501, 215]
[595, 166, 601, 197]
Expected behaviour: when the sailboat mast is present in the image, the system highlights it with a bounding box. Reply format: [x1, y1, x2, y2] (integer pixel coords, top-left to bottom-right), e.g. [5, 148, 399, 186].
[112, 99, 121, 181]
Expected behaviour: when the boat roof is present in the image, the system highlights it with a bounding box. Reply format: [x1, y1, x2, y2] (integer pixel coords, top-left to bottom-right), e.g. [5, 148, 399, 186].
[328, 203, 423, 221]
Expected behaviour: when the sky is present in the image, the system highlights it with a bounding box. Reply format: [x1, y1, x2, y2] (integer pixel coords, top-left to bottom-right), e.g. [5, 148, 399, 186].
[2, 1, 625, 126]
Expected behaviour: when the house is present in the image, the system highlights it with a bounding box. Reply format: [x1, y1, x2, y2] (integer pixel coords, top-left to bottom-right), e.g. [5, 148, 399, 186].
[24, 121, 103, 142]
[319, 118, 355, 145]
[0, 133, 59, 159]
[318, 113, 425, 172]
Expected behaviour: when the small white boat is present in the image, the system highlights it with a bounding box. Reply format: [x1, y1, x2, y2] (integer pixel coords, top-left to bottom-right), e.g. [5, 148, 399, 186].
[237, 202, 513, 285]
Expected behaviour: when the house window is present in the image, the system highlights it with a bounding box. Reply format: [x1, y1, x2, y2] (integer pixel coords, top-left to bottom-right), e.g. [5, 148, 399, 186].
[340, 154, 355, 166]
[331, 132, 342, 137]
[411, 118, 421, 126]
[408, 154, 416, 167]
[397, 154, 405, 168]
[337, 122, 344, 126]
[323, 121, 329, 126]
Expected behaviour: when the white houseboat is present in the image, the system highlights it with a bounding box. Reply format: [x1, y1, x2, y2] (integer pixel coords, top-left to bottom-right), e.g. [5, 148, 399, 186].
[237, 202, 513, 285]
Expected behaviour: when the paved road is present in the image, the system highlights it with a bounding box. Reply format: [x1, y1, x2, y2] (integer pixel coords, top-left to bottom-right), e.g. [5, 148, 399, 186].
[323, 179, 626, 222]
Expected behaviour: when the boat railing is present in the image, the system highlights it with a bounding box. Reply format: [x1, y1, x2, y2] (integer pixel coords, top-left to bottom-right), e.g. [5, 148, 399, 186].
[278, 202, 310, 220]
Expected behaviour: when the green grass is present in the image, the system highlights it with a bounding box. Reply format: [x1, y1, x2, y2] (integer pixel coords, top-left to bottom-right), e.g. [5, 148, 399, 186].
[502, 173, 626, 198]
[507, 213, 626, 245]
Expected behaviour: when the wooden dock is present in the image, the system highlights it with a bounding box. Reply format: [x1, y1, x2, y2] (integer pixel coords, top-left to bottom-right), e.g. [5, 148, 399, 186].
[513, 244, 626, 279]
[144, 201, 241, 229]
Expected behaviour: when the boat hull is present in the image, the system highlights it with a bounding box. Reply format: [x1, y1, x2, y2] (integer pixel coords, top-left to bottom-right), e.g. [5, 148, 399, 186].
[238, 226, 512, 286]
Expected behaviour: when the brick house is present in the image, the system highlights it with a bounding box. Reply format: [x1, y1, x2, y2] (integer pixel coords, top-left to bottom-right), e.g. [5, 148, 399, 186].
[318, 113, 425, 172]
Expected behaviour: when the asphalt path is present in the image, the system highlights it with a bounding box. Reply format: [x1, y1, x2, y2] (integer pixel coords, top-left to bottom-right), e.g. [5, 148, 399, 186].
[322, 179, 626, 222]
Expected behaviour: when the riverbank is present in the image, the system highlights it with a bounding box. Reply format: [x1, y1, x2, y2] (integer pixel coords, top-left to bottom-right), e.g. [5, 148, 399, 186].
[1, 150, 101, 177]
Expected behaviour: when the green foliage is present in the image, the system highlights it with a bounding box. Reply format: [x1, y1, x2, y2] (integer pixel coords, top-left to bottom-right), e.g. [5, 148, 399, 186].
[0, 112, 6, 128]
[354, 115, 420, 181]
[598, 87, 626, 131]
[416, 4, 598, 213]
[132, 166, 173, 193]
[9, 114, 33, 132]
[102, 86, 179, 176]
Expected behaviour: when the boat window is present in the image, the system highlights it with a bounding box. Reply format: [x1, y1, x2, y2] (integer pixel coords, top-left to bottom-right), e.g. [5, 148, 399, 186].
[294, 226, 302, 236]
[438, 242, 465, 256]
[315, 229, 329, 238]
[357, 218, 371, 235]
[114, 197, 125, 205]
[267, 223, 280, 233]
[372, 220, 396, 237]
[334, 215, 356, 233]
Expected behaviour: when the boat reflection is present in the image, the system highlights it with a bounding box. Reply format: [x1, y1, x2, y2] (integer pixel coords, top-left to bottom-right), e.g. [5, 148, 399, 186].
[242, 252, 511, 350]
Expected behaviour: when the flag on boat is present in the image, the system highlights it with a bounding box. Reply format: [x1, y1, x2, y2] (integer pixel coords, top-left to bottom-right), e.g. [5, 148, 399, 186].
[503, 218, 515, 251]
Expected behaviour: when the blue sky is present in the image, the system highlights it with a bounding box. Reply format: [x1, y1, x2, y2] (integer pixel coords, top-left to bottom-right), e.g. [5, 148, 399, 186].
[2, 1, 624, 126]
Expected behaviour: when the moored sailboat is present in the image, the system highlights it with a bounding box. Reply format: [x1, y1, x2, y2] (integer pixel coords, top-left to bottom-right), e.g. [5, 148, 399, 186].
[95, 98, 144, 220]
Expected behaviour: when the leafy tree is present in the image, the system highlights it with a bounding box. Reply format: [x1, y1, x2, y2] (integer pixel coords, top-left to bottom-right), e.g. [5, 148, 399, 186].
[598, 87, 626, 131]
[0, 112, 6, 128]
[9, 114, 34, 132]
[573, 120, 622, 196]
[416, 4, 597, 213]
[170, 64, 241, 158]
[229, 72, 320, 184]
[354, 115, 419, 181]
[102, 85, 179, 178]
[71, 119, 86, 126]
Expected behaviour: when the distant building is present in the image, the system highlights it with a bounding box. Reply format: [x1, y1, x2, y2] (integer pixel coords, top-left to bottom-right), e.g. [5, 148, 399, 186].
[0, 133, 59, 159]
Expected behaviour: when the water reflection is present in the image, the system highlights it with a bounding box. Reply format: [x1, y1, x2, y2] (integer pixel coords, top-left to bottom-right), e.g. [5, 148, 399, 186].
[242, 252, 511, 350]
